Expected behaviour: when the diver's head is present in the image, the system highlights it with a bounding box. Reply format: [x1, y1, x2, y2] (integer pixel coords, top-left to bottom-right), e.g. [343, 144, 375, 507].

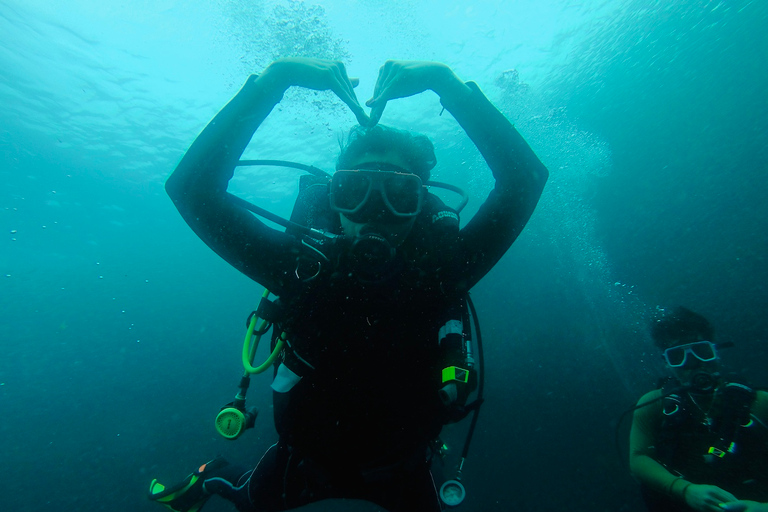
[333, 124, 436, 246]
[336, 124, 436, 181]
[651, 307, 722, 392]
[331, 156, 422, 282]
[330, 125, 435, 283]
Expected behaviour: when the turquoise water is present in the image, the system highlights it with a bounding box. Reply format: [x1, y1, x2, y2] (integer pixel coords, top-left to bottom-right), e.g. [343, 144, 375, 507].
[2, 1, 766, 510]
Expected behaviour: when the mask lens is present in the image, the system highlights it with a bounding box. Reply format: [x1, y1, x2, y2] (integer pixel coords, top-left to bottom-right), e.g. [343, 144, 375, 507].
[332, 172, 371, 212]
[690, 341, 716, 361]
[664, 346, 687, 367]
[384, 174, 421, 215]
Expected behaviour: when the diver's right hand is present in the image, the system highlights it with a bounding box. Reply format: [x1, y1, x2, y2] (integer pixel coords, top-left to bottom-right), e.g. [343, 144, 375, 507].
[684, 484, 739, 512]
[259, 57, 370, 126]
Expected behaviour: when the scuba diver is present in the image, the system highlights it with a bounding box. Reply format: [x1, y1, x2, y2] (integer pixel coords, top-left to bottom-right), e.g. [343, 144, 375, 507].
[629, 307, 768, 512]
[148, 57, 549, 512]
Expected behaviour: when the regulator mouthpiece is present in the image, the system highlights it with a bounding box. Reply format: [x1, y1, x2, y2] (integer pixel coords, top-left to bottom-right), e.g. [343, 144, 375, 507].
[349, 231, 397, 283]
[690, 371, 718, 393]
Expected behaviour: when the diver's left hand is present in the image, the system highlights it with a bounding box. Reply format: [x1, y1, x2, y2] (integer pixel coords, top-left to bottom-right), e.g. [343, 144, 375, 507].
[365, 60, 471, 125]
[719, 501, 768, 512]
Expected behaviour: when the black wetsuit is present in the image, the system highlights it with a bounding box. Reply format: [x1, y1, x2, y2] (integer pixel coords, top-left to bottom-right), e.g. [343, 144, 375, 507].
[166, 76, 548, 512]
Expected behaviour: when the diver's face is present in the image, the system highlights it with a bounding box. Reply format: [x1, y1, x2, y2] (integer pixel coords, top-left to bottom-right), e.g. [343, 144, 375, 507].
[338, 151, 419, 246]
[665, 340, 722, 389]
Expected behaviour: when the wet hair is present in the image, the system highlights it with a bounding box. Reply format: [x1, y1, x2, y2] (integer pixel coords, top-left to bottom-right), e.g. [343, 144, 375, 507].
[336, 125, 436, 181]
[650, 306, 715, 350]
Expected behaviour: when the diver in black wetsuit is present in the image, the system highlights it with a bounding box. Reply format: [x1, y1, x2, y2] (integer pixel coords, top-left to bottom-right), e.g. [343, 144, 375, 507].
[148, 58, 549, 512]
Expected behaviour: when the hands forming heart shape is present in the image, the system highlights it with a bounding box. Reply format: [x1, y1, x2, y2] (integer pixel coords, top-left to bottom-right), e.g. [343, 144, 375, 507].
[261, 57, 469, 127]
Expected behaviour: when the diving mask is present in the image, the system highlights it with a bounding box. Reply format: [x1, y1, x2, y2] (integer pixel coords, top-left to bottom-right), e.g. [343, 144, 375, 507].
[330, 168, 424, 223]
[663, 341, 718, 368]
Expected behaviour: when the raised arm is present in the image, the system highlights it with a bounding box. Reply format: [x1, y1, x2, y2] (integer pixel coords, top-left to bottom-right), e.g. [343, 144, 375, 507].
[367, 61, 549, 290]
[442, 79, 548, 289]
[166, 59, 368, 294]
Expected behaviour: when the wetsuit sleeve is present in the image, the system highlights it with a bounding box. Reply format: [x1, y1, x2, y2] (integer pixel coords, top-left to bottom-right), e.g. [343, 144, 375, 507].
[629, 389, 690, 501]
[165, 75, 301, 295]
[439, 82, 549, 290]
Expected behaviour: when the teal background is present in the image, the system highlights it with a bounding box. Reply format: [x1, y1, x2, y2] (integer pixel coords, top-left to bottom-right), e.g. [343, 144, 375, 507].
[2, 1, 766, 510]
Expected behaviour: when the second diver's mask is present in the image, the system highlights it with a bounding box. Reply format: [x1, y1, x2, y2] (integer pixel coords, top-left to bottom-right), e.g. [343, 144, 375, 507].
[663, 341, 719, 367]
[664, 340, 732, 393]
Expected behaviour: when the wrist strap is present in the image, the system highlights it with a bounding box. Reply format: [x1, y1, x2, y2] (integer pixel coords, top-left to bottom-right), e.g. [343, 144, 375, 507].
[667, 476, 682, 495]
[680, 482, 692, 502]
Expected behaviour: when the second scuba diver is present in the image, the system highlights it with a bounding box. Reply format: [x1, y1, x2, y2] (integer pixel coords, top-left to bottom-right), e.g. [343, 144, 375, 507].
[148, 57, 549, 512]
[629, 307, 768, 512]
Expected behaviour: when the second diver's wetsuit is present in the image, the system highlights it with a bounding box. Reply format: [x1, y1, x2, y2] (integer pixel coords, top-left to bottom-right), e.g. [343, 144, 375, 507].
[165, 76, 548, 512]
[631, 383, 768, 511]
